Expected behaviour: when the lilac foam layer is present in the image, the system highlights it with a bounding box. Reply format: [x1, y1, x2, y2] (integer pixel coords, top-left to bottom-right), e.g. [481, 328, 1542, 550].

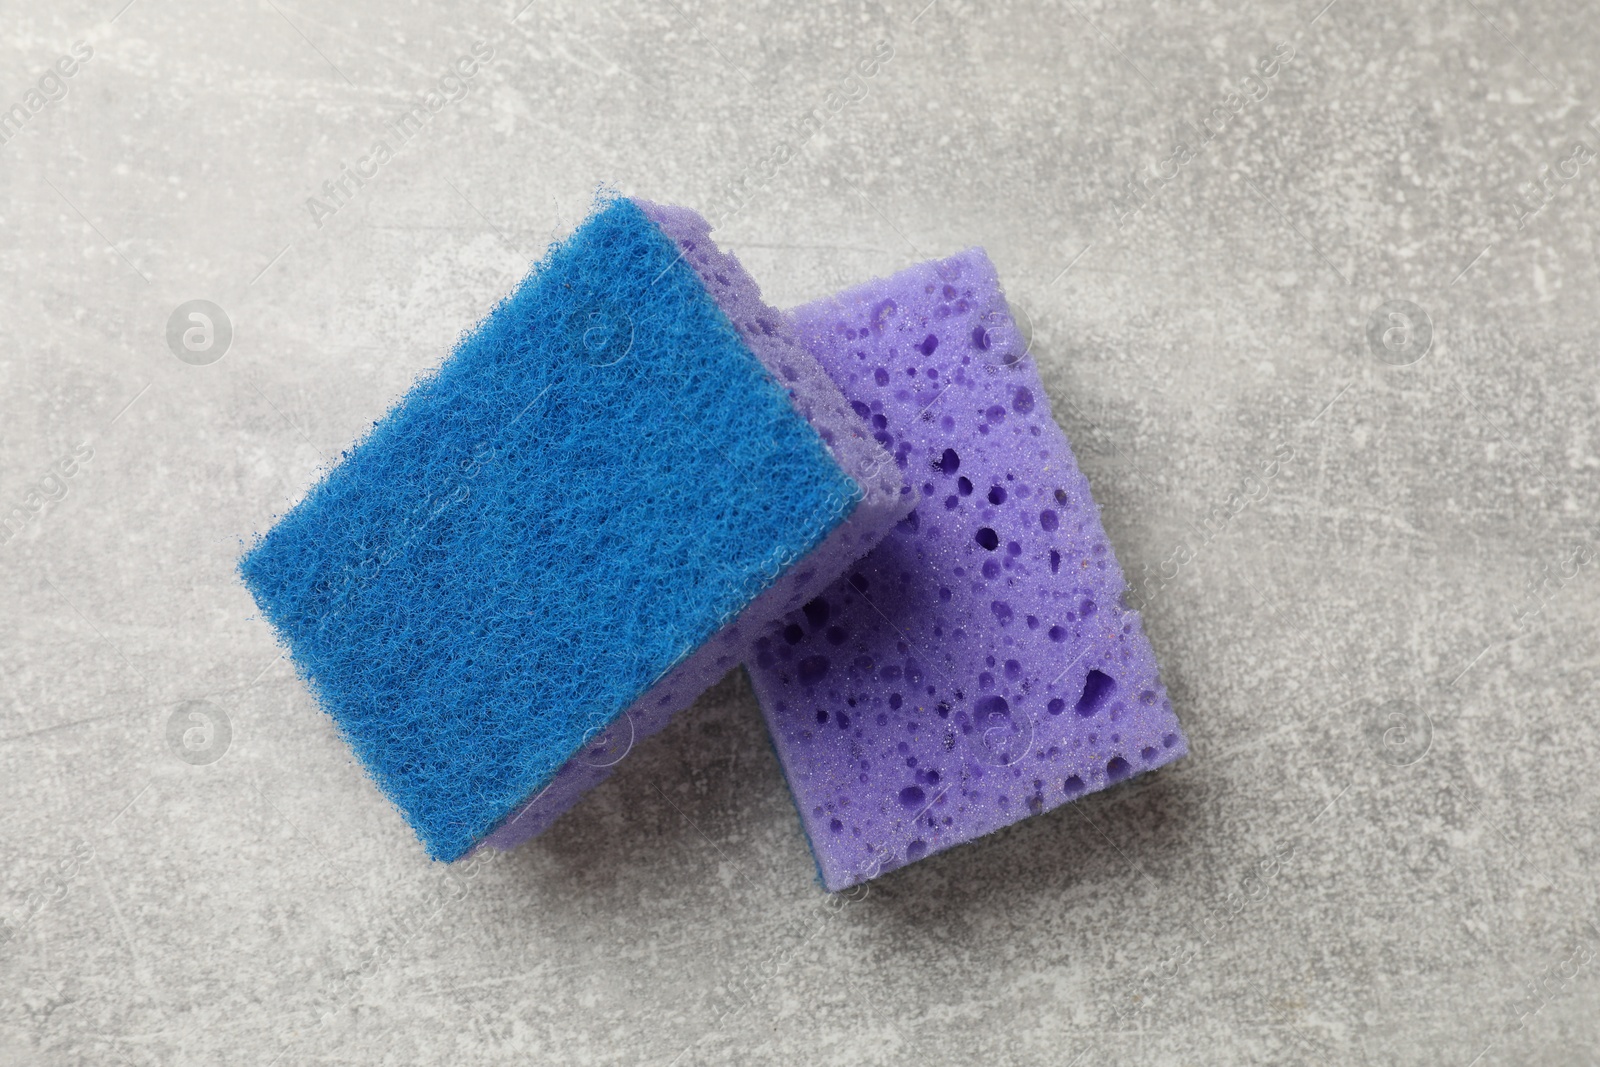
[481, 203, 911, 850]
[746, 249, 1187, 890]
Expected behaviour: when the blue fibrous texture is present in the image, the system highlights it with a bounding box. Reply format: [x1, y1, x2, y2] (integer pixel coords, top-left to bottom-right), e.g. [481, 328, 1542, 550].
[747, 249, 1188, 891]
[480, 200, 911, 850]
[239, 196, 907, 862]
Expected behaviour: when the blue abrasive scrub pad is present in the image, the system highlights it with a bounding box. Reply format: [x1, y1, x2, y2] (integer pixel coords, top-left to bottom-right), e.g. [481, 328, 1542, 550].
[239, 196, 909, 861]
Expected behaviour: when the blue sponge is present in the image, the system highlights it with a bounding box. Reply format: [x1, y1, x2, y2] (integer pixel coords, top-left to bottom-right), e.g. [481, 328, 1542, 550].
[240, 196, 908, 861]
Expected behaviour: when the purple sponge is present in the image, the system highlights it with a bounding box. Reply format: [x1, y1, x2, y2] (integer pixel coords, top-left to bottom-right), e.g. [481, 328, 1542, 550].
[746, 250, 1187, 890]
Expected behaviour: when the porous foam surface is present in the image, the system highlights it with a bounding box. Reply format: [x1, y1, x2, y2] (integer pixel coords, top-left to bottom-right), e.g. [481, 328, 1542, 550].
[746, 249, 1187, 890]
[240, 196, 907, 861]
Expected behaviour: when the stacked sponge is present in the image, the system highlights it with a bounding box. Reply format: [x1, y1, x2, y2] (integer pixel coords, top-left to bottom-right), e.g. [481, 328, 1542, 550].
[240, 196, 909, 861]
[240, 196, 1185, 880]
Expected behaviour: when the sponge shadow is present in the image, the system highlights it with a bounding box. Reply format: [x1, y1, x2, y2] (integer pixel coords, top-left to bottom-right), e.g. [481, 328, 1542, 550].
[492, 668, 782, 883]
[852, 758, 1198, 928]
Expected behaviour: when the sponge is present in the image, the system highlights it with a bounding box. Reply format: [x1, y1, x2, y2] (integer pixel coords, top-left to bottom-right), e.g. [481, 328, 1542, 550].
[746, 250, 1186, 891]
[240, 196, 909, 861]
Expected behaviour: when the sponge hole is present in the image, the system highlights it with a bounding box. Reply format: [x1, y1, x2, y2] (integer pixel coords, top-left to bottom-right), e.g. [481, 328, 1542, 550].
[1074, 669, 1116, 717]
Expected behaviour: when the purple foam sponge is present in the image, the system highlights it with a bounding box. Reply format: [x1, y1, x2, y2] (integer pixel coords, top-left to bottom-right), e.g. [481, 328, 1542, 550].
[746, 249, 1187, 890]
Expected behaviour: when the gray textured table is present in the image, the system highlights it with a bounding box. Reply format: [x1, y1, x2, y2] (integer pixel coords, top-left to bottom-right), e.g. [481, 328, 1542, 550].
[3, 1, 1598, 1063]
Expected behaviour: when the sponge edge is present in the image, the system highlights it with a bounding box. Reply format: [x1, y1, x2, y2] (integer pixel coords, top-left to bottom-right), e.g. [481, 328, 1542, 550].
[477, 201, 911, 849]
[747, 249, 1187, 890]
[241, 195, 909, 862]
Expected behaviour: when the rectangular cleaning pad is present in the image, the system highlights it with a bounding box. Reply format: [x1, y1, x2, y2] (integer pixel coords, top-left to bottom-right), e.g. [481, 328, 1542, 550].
[746, 250, 1187, 890]
[240, 196, 909, 861]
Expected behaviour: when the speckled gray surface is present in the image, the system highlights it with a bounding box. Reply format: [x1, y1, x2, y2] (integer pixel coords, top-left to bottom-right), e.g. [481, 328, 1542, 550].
[3, 1, 1599, 1064]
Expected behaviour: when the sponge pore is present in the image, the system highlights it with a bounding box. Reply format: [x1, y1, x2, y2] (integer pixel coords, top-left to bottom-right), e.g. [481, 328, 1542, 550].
[746, 249, 1187, 891]
[240, 196, 907, 861]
